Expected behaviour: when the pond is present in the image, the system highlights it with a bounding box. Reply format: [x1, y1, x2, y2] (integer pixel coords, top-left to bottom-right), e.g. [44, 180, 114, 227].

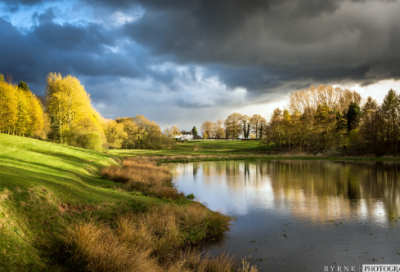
[166, 160, 400, 272]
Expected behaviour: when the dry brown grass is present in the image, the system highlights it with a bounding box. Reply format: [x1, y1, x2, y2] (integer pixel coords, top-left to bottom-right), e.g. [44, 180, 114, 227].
[63, 202, 257, 272]
[64, 222, 161, 272]
[117, 202, 229, 255]
[101, 158, 184, 199]
[168, 251, 243, 272]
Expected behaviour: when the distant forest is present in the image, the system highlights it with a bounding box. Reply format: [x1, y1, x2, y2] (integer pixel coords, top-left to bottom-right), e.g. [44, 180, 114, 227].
[198, 86, 400, 156]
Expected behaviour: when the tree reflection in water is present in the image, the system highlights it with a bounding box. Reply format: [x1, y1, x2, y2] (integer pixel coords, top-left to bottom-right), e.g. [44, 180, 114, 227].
[168, 160, 400, 222]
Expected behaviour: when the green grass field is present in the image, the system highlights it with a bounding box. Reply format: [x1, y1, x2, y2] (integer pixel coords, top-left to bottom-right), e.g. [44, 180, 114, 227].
[108, 140, 273, 156]
[107, 140, 400, 163]
[0, 134, 170, 271]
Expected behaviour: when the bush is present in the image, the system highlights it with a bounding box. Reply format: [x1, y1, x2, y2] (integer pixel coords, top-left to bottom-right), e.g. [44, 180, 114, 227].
[186, 193, 195, 200]
[75, 132, 103, 151]
[346, 129, 365, 154]
[142, 134, 177, 150]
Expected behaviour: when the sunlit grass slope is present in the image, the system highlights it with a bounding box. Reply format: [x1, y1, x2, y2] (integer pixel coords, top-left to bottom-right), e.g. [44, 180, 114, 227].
[0, 133, 162, 271]
[109, 140, 272, 156]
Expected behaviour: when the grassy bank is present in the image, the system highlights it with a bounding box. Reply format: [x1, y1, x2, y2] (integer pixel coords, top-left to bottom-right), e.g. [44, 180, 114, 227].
[108, 140, 273, 157]
[0, 134, 254, 271]
[107, 140, 400, 162]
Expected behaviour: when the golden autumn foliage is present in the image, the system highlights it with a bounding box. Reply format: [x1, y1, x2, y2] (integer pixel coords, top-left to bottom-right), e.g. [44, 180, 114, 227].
[224, 113, 243, 139]
[114, 115, 174, 150]
[0, 72, 174, 151]
[201, 121, 213, 138]
[15, 87, 32, 136]
[30, 95, 46, 138]
[0, 81, 18, 134]
[0, 80, 48, 138]
[104, 120, 127, 149]
[45, 73, 105, 147]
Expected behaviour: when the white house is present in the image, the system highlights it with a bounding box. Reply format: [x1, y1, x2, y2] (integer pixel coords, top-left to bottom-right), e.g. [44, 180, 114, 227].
[179, 130, 193, 140]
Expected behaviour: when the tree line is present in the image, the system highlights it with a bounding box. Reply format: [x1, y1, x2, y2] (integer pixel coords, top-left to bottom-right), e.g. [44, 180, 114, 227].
[0, 75, 48, 138]
[198, 85, 400, 155]
[0, 73, 175, 151]
[197, 114, 267, 140]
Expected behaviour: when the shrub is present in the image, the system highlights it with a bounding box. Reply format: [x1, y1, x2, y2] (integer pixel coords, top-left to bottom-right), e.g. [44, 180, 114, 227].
[346, 129, 365, 154]
[75, 132, 103, 151]
[142, 134, 177, 150]
[149, 185, 185, 200]
[186, 193, 195, 200]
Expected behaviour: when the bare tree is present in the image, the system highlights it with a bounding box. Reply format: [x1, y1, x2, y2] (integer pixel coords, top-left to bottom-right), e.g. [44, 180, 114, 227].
[250, 114, 266, 139]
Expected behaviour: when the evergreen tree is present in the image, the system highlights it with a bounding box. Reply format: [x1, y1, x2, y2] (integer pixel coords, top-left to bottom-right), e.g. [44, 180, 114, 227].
[18, 81, 29, 92]
[381, 89, 400, 154]
[345, 102, 361, 133]
[314, 104, 334, 149]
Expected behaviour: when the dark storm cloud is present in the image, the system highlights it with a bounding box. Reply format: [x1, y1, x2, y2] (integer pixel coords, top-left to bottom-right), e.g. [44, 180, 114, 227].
[209, 63, 371, 93]
[0, 9, 147, 93]
[118, 0, 400, 90]
[1, 0, 57, 12]
[2, 0, 400, 118]
[2, 0, 51, 4]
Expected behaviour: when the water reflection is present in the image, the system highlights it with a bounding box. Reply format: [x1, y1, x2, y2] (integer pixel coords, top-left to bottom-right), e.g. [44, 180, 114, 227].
[169, 160, 400, 222]
[167, 161, 400, 271]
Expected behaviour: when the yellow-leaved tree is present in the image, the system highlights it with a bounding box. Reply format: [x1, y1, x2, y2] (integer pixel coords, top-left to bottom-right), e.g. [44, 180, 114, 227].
[30, 95, 47, 139]
[15, 87, 32, 136]
[104, 120, 127, 149]
[45, 73, 105, 148]
[0, 81, 18, 134]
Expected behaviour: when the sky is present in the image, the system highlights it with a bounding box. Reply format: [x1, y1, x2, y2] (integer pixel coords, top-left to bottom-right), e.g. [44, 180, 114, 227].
[1, 0, 400, 131]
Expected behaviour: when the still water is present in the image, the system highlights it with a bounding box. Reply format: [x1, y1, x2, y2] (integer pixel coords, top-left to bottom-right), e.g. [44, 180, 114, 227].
[167, 160, 400, 272]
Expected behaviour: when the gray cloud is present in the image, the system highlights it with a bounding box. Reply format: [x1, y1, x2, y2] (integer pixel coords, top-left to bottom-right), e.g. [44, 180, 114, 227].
[0, 9, 147, 92]
[1, 0, 400, 125]
[122, 0, 400, 90]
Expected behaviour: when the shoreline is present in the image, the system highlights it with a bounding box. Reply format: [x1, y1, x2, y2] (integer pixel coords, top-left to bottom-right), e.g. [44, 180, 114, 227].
[129, 154, 400, 163]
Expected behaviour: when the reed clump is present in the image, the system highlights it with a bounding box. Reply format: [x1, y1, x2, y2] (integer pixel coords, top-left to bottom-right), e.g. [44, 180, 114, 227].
[63, 222, 160, 272]
[62, 202, 256, 271]
[101, 158, 184, 199]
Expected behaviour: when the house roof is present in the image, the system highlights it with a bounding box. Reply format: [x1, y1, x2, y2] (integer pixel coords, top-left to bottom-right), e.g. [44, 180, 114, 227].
[181, 131, 193, 135]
